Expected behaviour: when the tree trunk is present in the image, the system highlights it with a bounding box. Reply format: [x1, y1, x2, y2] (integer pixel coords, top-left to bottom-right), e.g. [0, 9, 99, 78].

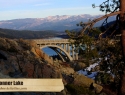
[119, 0, 125, 95]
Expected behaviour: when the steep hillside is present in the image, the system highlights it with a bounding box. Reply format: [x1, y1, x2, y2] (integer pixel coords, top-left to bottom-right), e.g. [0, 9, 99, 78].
[0, 28, 58, 39]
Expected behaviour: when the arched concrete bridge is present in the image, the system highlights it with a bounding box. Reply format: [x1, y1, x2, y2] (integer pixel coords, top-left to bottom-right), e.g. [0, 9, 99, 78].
[33, 39, 78, 62]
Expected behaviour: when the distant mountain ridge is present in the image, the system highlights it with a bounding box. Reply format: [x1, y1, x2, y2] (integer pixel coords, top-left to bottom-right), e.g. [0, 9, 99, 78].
[0, 14, 116, 31]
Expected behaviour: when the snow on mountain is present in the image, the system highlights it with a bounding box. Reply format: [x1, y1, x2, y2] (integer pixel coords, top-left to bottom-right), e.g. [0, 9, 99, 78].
[0, 14, 115, 31]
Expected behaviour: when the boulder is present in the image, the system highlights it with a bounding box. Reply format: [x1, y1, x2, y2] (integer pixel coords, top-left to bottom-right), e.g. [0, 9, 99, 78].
[61, 67, 74, 75]
[73, 73, 94, 87]
[74, 62, 86, 71]
[93, 83, 103, 93]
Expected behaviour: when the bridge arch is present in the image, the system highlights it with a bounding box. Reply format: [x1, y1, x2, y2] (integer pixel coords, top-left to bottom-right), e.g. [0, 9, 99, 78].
[40, 45, 73, 61]
[33, 39, 78, 62]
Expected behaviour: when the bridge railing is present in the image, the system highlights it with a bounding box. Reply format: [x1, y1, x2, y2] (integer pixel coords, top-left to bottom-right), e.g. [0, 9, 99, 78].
[33, 39, 71, 43]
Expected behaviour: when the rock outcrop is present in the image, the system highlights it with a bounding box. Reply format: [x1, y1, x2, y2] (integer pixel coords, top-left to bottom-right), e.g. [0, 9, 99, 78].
[74, 61, 86, 71]
[0, 38, 59, 78]
[0, 38, 62, 95]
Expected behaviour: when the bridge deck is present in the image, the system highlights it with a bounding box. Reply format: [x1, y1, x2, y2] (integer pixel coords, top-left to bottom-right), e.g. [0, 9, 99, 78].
[34, 39, 70, 44]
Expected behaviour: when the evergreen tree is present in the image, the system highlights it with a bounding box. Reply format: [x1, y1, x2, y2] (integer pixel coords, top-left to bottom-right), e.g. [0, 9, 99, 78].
[66, 0, 125, 94]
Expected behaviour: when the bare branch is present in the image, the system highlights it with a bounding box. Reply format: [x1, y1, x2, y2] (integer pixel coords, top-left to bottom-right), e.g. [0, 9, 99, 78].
[99, 23, 116, 39]
[79, 11, 121, 36]
[83, 11, 120, 25]
[67, 11, 121, 39]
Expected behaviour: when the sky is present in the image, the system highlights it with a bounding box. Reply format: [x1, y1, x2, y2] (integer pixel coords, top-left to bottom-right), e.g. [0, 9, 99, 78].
[0, 0, 105, 21]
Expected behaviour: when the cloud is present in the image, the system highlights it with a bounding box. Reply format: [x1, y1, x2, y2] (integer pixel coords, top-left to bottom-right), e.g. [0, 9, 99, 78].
[33, 3, 51, 6]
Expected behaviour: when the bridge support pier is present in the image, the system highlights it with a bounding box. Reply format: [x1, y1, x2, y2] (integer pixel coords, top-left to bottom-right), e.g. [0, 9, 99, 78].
[72, 45, 75, 60]
[67, 44, 70, 54]
[75, 53, 78, 60]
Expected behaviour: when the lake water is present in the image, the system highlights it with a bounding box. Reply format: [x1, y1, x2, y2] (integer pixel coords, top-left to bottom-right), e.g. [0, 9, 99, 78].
[42, 37, 62, 56]
[42, 48, 57, 56]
